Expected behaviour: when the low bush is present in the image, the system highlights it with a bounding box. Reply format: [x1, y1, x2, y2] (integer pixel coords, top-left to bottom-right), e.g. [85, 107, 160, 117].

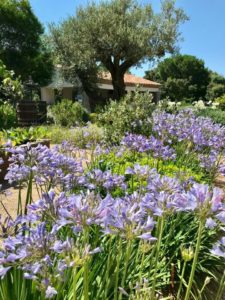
[44, 124, 104, 148]
[2, 126, 50, 146]
[49, 99, 89, 127]
[196, 107, 225, 125]
[0, 101, 17, 129]
[98, 91, 155, 143]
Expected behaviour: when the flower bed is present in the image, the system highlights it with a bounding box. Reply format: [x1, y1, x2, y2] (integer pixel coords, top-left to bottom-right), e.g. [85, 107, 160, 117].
[0, 110, 225, 300]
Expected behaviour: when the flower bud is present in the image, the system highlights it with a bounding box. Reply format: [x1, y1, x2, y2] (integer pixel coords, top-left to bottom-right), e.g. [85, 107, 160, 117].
[181, 245, 194, 262]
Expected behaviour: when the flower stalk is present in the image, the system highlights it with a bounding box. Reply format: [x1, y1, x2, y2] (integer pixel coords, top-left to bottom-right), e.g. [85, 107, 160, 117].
[150, 216, 165, 299]
[184, 218, 205, 300]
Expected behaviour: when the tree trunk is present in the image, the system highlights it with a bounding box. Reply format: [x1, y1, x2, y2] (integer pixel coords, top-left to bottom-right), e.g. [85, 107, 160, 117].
[111, 70, 126, 100]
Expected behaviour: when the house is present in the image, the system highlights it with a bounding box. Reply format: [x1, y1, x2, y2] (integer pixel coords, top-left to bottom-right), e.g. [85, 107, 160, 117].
[41, 69, 161, 111]
[97, 72, 161, 103]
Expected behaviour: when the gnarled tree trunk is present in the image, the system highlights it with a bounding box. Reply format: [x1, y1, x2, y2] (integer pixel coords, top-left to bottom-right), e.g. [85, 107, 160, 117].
[111, 70, 126, 100]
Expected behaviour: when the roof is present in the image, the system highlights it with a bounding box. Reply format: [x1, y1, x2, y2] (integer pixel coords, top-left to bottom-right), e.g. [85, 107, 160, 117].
[98, 72, 161, 88]
[44, 66, 81, 89]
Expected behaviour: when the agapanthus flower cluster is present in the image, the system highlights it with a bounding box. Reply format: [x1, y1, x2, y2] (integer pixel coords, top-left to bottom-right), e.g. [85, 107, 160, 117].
[125, 164, 156, 179]
[121, 134, 176, 160]
[198, 149, 225, 175]
[5, 143, 84, 190]
[1, 160, 225, 297]
[121, 134, 151, 152]
[152, 109, 225, 151]
[0, 213, 101, 298]
[85, 169, 127, 191]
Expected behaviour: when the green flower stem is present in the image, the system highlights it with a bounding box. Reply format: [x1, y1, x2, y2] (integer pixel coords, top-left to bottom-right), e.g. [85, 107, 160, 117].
[84, 227, 89, 300]
[0, 200, 11, 218]
[177, 261, 187, 299]
[114, 238, 122, 300]
[215, 269, 225, 300]
[104, 237, 113, 300]
[17, 182, 22, 215]
[131, 174, 134, 193]
[73, 267, 77, 300]
[156, 159, 160, 172]
[139, 245, 146, 282]
[150, 216, 165, 299]
[184, 218, 205, 300]
[119, 239, 132, 300]
[25, 171, 33, 215]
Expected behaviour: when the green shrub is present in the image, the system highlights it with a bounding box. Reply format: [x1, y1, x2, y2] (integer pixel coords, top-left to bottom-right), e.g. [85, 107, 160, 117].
[89, 112, 98, 123]
[196, 107, 225, 125]
[49, 99, 89, 127]
[45, 124, 104, 147]
[0, 101, 17, 129]
[214, 94, 225, 110]
[2, 126, 50, 146]
[98, 91, 155, 144]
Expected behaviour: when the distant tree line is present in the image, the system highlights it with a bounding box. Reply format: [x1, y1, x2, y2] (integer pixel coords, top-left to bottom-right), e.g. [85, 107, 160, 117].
[145, 54, 225, 103]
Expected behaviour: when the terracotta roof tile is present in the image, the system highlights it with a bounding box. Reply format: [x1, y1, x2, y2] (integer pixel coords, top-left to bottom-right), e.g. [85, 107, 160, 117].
[98, 72, 160, 88]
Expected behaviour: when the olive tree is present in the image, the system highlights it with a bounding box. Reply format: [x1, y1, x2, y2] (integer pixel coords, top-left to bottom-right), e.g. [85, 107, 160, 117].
[50, 0, 187, 100]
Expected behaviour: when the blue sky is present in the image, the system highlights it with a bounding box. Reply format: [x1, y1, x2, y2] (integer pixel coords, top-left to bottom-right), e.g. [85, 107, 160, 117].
[30, 0, 225, 77]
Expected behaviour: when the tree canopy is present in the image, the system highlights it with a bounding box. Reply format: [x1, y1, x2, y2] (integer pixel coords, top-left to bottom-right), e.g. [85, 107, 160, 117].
[206, 71, 225, 101]
[50, 0, 187, 101]
[0, 0, 53, 85]
[145, 54, 210, 103]
[0, 59, 24, 104]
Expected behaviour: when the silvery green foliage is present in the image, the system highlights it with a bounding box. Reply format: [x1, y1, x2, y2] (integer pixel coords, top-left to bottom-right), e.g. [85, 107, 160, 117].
[49, 99, 89, 127]
[99, 91, 155, 143]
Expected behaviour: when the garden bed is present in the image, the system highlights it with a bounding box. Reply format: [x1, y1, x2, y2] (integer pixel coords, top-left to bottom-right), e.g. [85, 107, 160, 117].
[1, 109, 225, 300]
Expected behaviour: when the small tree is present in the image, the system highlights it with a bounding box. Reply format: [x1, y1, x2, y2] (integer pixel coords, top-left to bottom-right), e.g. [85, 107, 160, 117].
[50, 0, 187, 100]
[145, 54, 210, 103]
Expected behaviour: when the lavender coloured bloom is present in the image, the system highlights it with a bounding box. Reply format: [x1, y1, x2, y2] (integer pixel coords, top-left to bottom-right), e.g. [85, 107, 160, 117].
[152, 109, 225, 151]
[137, 232, 157, 242]
[211, 237, 225, 258]
[0, 265, 11, 278]
[86, 169, 126, 191]
[5, 143, 83, 190]
[205, 218, 217, 229]
[45, 286, 57, 299]
[121, 134, 151, 152]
